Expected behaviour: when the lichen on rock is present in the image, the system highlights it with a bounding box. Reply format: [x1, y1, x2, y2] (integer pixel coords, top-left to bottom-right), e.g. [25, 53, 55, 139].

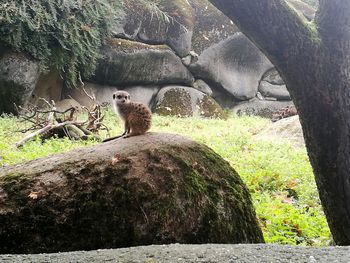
[154, 86, 225, 118]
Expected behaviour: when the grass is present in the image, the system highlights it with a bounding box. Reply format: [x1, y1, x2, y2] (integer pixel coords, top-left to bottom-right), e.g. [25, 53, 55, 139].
[0, 110, 331, 246]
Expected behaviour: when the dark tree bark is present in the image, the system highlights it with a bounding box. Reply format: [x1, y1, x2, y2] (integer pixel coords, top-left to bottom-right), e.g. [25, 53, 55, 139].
[209, 0, 350, 245]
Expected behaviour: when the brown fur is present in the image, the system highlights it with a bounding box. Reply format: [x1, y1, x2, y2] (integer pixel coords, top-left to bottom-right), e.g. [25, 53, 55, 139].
[110, 90, 151, 139]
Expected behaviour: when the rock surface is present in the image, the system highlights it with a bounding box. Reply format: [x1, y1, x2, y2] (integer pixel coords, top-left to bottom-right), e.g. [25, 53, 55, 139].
[189, 33, 273, 100]
[259, 81, 291, 101]
[92, 39, 194, 87]
[189, 0, 238, 54]
[64, 83, 159, 108]
[1, 244, 350, 263]
[0, 0, 316, 116]
[153, 86, 224, 118]
[29, 70, 63, 107]
[0, 133, 263, 253]
[115, 0, 194, 57]
[0, 52, 40, 113]
[233, 99, 294, 118]
[255, 115, 305, 148]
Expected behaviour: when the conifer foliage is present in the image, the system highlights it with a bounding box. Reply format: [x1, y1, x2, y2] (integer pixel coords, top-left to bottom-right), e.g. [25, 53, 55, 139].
[0, 0, 120, 87]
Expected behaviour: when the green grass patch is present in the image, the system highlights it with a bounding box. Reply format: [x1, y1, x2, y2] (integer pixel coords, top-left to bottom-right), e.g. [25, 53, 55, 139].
[0, 111, 331, 246]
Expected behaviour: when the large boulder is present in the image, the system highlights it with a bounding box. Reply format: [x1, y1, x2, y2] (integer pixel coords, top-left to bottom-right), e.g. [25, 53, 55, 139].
[92, 39, 194, 87]
[188, 0, 239, 54]
[0, 133, 264, 253]
[113, 0, 194, 57]
[189, 33, 273, 101]
[153, 86, 225, 118]
[0, 52, 40, 113]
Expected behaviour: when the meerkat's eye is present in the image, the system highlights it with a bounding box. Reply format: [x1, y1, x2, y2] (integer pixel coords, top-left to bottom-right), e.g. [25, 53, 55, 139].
[117, 95, 122, 99]
[113, 94, 116, 99]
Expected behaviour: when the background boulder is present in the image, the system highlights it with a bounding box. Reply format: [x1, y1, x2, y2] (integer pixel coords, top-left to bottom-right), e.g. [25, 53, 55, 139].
[153, 86, 225, 118]
[92, 39, 194, 87]
[0, 52, 40, 113]
[189, 33, 273, 101]
[0, 133, 264, 253]
[114, 0, 194, 57]
[0, 0, 316, 117]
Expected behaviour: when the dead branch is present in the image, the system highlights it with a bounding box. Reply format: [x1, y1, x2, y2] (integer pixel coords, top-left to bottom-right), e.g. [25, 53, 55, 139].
[14, 93, 110, 147]
[14, 121, 85, 148]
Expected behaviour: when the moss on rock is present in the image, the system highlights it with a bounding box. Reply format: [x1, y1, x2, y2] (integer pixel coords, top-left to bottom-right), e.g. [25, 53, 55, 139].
[154, 86, 225, 118]
[0, 133, 263, 253]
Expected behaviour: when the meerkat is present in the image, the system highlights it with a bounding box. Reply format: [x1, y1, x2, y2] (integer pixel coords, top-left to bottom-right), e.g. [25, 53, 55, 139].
[103, 90, 152, 142]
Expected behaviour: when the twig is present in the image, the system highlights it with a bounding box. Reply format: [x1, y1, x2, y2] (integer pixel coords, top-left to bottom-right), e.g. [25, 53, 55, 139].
[14, 121, 86, 148]
[81, 86, 96, 101]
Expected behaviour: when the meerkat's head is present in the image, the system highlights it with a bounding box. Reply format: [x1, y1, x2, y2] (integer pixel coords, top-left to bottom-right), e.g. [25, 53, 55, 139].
[113, 90, 131, 106]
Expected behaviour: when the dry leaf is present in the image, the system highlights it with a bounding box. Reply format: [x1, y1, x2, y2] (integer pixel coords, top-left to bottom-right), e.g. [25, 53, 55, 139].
[111, 154, 121, 165]
[28, 192, 39, 200]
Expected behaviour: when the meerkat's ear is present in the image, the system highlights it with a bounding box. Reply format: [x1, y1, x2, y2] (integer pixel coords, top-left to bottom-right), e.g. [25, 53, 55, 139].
[113, 94, 116, 99]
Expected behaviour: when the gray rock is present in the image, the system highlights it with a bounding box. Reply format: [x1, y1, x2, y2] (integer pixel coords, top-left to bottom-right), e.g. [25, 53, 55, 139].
[154, 86, 224, 118]
[29, 70, 63, 107]
[192, 79, 213, 96]
[261, 68, 284, 85]
[212, 88, 239, 108]
[55, 98, 83, 113]
[2, 244, 350, 263]
[287, 0, 316, 21]
[122, 86, 160, 107]
[259, 81, 291, 101]
[113, 0, 194, 57]
[92, 39, 194, 87]
[64, 82, 160, 108]
[181, 55, 191, 67]
[64, 82, 118, 107]
[256, 91, 264, 100]
[0, 52, 40, 113]
[189, 33, 273, 100]
[188, 0, 239, 55]
[181, 54, 192, 66]
[181, 51, 199, 66]
[233, 98, 294, 118]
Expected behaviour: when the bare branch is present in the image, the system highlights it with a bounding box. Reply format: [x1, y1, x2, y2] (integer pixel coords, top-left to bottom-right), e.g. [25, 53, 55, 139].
[14, 121, 86, 148]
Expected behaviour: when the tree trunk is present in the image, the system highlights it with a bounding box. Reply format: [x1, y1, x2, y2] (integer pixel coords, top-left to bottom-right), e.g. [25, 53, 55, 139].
[209, 0, 350, 244]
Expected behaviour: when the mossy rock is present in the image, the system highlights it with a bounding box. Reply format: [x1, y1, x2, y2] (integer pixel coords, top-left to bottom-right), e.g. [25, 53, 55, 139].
[153, 86, 225, 118]
[188, 0, 239, 54]
[0, 133, 264, 253]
